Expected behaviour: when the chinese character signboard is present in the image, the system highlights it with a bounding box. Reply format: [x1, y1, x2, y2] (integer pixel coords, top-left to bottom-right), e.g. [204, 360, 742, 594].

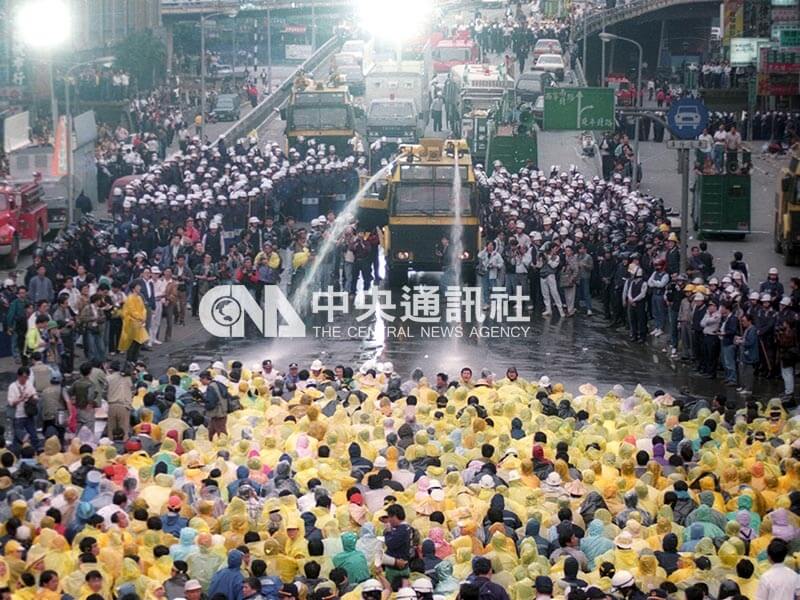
[543, 87, 615, 131]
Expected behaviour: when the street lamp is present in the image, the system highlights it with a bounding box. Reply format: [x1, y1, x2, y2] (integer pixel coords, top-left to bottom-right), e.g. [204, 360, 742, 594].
[200, 10, 238, 142]
[599, 31, 642, 187]
[14, 0, 71, 143]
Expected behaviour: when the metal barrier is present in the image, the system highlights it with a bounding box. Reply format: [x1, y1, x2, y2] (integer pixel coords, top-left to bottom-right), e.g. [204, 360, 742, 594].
[219, 35, 342, 145]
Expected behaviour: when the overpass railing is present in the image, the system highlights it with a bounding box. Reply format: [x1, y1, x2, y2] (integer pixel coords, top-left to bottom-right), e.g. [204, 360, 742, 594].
[575, 0, 718, 39]
[218, 35, 342, 146]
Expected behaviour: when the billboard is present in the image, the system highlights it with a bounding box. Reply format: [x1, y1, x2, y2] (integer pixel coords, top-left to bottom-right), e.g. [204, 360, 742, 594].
[730, 37, 771, 64]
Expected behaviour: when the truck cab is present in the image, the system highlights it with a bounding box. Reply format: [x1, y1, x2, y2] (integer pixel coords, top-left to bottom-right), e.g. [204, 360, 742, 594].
[282, 81, 361, 155]
[364, 60, 429, 165]
[0, 180, 49, 267]
[432, 33, 479, 74]
[380, 138, 480, 285]
[449, 64, 515, 164]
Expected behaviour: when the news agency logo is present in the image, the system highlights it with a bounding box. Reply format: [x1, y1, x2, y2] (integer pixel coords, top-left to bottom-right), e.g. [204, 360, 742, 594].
[199, 285, 306, 338]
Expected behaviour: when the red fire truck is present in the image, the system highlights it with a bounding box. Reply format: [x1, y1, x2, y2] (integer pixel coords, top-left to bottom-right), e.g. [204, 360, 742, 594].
[0, 179, 49, 267]
[432, 30, 479, 74]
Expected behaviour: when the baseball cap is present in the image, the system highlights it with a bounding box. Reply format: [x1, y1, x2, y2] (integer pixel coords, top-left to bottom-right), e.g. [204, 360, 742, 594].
[185, 580, 202, 592]
[167, 495, 182, 510]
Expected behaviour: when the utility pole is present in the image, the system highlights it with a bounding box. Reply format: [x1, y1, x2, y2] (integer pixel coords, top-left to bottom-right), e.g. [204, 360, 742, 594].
[267, 9, 272, 93]
[200, 14, 206, 142]
[680, 148, 690, 273]
[311, 1, 317, 50]
[600, 25, 606, 86]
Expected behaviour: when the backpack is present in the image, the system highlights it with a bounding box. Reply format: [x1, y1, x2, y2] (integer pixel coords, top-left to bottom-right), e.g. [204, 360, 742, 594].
[227, 393, 242, 413]
[204, 381, 225, 411]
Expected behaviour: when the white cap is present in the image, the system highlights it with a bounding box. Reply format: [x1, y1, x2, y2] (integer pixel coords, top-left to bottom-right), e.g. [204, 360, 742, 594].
[310, 359, 323, 371]
[749, 292, 760, 300]
[781, 296, 792, 306]
[150, 266, 161, 274]
[396, 589, 417, 600]
[538, 375, 550, 387]
[188, 363, 200, 373]
[249, 216, 260, 224]
[212, 360, 225, 370]
[374, 456, 387, 468]
[412, 579, 433, 594]
[362, 580, 383, 593]
[769, 267, 779, 275]
[761, 294, 772, 302]
[611, 571, 635, 590]
[382, 361, 393, 374]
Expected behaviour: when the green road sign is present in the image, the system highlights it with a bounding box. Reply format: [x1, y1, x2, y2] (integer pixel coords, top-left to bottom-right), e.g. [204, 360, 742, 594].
[543, 87, 615, 131]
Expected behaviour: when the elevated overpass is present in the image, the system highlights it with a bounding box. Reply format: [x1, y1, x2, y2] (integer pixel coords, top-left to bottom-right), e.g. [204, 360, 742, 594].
[573, 0, 721, 85]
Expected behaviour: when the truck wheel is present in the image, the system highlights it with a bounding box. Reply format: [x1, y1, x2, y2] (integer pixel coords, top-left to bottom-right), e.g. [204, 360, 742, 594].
[784, 242, 795, 266]
[387, 265, 408, 288]
[2, 237, 19, 268]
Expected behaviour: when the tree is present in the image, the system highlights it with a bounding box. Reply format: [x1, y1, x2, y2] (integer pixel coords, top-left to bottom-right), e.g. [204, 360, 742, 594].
[115, 29, 166, 91]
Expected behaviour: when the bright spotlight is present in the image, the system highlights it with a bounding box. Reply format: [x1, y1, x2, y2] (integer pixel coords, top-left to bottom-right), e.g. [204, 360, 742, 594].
[16, 0, 71, 50]
[357, 0, 432, 44]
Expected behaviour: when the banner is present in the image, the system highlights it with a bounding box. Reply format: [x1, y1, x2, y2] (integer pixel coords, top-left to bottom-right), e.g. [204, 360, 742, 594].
[50, 115, 68, 177]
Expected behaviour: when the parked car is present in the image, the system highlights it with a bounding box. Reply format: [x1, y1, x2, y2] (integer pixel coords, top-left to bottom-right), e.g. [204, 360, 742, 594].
[533, 39, 563, 59]
[534, 53, 565, 81]
[515, 70, 553, 103]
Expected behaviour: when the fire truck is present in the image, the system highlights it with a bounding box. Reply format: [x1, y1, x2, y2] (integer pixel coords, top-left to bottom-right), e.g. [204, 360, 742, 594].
[607, 73, 636, 107]
[0, 179, 49, 267]
[431, 31, 479, 74]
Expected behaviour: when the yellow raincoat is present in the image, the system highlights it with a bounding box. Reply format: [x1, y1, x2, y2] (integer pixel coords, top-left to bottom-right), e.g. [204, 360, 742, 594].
[118, 291, 149, 351]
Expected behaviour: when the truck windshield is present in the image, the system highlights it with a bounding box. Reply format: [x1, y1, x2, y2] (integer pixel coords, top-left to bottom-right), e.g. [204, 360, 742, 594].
[394, 183, 472, 215]
[369, 102, 415, 118]
[290, 107, 350, 129]
[435, 47, 471, 62]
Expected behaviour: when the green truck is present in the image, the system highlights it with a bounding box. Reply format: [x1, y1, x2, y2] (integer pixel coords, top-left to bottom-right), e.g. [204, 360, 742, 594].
[691, 169, 751, 240]
[485, 123, 538, 175]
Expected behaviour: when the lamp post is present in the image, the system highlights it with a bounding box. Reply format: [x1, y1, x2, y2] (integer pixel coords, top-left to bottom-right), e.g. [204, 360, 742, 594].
[600, 32, 643, 187]
[200, 10, 237, 142]
[14, 0, 71, 142]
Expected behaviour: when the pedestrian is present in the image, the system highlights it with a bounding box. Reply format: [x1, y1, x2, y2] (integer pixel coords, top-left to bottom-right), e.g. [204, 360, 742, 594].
[69, 362, 99, 437]
[118, 281, 149, 363]
[626, 267, 648, 343]
[201, 369, 229, 439]
[756, 539, 800, 599]
[106, 360, 133, 441]
[431, 94, 444, 133]
[736, 312, 759, 394]
[8, 366, 40, 453]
